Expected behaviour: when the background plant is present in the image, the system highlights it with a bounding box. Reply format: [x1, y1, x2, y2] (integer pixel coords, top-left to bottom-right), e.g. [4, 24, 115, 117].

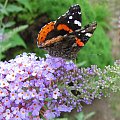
[0, 0, 29, 60]
[55, 111, 95, 120]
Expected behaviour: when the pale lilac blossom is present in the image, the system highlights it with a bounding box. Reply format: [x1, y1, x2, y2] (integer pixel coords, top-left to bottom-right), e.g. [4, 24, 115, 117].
[0, 53, 120, 119]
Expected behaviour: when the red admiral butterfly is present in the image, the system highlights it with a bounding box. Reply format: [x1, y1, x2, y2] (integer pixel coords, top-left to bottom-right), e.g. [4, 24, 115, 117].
[37, 4, 97, 59]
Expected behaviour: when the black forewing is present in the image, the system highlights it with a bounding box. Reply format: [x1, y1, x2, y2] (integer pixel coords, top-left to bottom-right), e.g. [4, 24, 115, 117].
[55, 4, 82, 31]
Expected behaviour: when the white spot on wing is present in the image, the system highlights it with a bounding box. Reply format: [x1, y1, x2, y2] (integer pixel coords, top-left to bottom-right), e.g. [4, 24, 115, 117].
[81, 30, 85, 33]
[85, 33, 92, 37]
[66, 11, 69, 14]
[58, 16, 61, 19]
[75, 29, 80, 32]
[93, 26, 96, 29]
[69, 16, 73, 19]
[74, 20, 81, 26]
[78, 12, 81, 15]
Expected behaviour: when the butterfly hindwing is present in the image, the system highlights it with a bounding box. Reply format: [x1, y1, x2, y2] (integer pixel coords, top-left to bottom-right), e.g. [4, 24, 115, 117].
[44, 35, 78, 59]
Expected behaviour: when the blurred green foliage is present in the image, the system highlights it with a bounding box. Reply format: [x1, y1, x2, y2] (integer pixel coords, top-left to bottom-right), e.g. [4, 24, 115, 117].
[0, 0, 28, 60]
[76, 1, 113, 68]
[0, 0, 113, 68]
[75, 112, 95, 120]
[55, 111, 95, 120]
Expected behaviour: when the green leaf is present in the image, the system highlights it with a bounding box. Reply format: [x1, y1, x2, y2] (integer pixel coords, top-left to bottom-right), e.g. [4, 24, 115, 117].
[84, 112, 95, 120]
[100, 21, 112, 30]
[6, 4, 25, 13]
[9, 33, 27, 48]
[0, 33, 26, 52]
[0, 24, 27, 60]
[4, 25, 28, 41]
[4, 21, 15, 28]
[0, 28, 4, 33]
[76, 61, 87, 67]
[0, 52, 5, 60]
[0, 33, 26, 60]
[75, 112, 84, 120]
[0, 42, 12, 60]
[0, 14, 4, 21]
[16, 0, 32, 12]
[0, 3, 8, 15]
[0, 3, 4, 8]
[0, 42, 12, 53]
[55, 118, 68, 120]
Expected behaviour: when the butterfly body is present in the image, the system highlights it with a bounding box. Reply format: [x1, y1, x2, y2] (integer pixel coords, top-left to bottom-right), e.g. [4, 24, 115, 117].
[37, 4, 97, 59]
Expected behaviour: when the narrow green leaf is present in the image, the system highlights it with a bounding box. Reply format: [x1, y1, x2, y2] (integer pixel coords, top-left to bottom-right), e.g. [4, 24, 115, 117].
[0, 3, 4, 8]
[9, 33, 27, 48]
[0, 33, 26, 51]
[0, 14, 4, 21]
[85, 112, 95, 120]
[16, 0, 32, 12]
[76, 112, 84, 120]
[0, 42, 12, 53]
[4, 25, 28, 41]
[55, 118, 68, 120]
[76, 61, 87, 67]
[0, 52, 5, 60]
[0, 3, 8, 15]
[6, 4, 25, 13]
[4, 21, 15, 28]
[0, 33, 26, 60]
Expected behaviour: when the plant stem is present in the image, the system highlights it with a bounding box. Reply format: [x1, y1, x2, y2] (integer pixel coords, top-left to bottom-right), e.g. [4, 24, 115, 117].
[4, 0, 8, 8]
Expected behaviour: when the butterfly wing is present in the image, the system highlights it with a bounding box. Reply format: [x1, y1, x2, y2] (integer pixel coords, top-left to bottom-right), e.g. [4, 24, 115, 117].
[45, 4, 82, 41]
[37, 4, 82, 47]
[71, 22, 97, 47]
[55, 4, 82, 32]
[44, 22, 97, 60]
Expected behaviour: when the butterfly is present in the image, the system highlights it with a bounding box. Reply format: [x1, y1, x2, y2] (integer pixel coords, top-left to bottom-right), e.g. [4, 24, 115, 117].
[37, 4, 97, 60]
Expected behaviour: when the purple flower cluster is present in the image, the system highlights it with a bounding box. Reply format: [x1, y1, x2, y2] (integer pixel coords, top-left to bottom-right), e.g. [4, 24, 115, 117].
[0, 53, 119, 120]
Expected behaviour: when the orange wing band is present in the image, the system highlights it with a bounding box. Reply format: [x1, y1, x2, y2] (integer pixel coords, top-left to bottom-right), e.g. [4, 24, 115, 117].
[76, 38, 84, 46]
[37, 22, 55, 45]
[57, 24, 73, 32]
